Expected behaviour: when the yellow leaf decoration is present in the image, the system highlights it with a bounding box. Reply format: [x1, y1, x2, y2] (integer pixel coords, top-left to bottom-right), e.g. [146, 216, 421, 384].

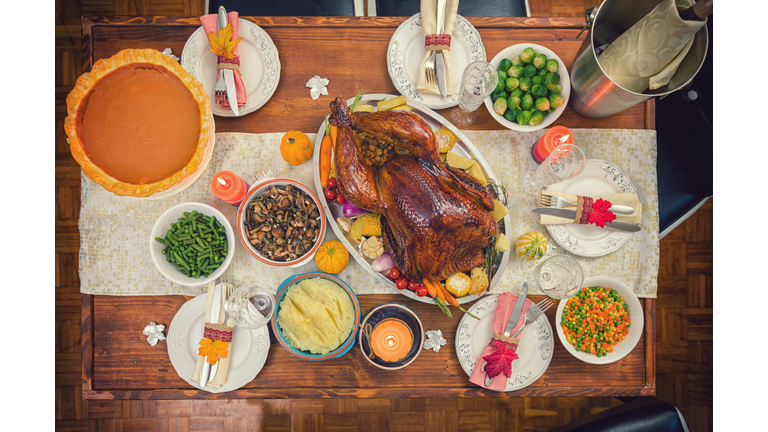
[207, 23, 242, 59]
[198, 338, 229, 366]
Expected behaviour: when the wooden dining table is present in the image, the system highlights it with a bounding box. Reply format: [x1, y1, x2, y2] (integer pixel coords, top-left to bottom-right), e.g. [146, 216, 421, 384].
[79, 15, 656, 400]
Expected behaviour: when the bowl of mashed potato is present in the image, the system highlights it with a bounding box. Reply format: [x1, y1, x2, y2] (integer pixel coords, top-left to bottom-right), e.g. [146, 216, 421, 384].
[271, 272, 360, 361]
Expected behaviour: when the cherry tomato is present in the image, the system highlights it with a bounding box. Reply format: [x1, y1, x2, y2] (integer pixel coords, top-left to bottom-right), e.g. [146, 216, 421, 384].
[389, 267, 401, 280]
[328, 177, 338, 188]
[408, 281, 422, 291]
[324, 188, 337, 200]
[336, 193, 346, 204]
[415, 286, 428, 297]
[395, 277, 408, 290]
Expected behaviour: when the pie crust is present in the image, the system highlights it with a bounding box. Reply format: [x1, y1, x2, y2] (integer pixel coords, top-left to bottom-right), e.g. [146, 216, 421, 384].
[64, 48, 212, 197]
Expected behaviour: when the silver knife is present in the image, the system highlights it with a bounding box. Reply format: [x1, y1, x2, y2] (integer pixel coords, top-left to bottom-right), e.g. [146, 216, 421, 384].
[485, 282, 528, 386]
[532, 207, 642, 232]
[200, 277, 223, 387]
[218, 6, 240, 116]
[435, 0, 448, 97]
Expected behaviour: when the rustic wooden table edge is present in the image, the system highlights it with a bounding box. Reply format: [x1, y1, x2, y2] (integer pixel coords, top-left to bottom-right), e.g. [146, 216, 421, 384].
[79, 15, 657, 400]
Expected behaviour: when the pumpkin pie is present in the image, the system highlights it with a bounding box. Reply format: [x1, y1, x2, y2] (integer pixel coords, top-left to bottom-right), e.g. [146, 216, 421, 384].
[65, 48, 212, 197]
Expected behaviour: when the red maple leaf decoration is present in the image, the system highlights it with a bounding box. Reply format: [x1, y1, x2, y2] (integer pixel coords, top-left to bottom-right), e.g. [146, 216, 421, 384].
[481, 340, 519, 379]
[587, 198, 617, 228]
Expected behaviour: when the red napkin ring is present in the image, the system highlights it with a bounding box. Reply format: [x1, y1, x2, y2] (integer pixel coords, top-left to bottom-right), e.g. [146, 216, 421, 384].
[203, 323, 233, 343]
[425, 34, 451, 51]
[575, 197, 617, 228]
[217, 56, 241, 75]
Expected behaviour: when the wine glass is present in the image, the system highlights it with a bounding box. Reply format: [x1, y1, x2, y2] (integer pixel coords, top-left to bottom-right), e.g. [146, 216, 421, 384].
[522, 143, 585, 195]
[224, 285, 275, 329]
[530, 255, 584, 300]
[449, 61, 498, 127]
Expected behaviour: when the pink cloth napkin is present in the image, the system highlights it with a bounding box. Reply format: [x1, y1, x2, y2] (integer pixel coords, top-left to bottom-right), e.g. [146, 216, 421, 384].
[469, 292, 530, 391]
[199, 12, 247, 109]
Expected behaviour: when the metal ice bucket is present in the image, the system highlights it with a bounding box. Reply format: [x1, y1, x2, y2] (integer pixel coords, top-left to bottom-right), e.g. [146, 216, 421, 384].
[569, 0, 709, 119]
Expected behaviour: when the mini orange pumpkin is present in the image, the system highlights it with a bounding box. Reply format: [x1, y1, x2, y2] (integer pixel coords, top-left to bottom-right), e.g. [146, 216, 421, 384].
[315, 240, 349, 274]
[280, 131, 314, 166]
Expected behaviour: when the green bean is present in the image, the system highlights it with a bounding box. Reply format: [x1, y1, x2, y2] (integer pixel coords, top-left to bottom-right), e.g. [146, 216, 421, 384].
[155, 212, 228, 278]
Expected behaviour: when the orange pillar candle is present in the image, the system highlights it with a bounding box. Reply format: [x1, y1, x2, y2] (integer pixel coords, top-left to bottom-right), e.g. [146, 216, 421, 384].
[211, 170, 249, 206]
[371, 319, 413, 362]
[531, 125, 574, 164]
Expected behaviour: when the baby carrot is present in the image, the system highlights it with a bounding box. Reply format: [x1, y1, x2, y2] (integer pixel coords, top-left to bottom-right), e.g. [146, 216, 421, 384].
[330, 124, 338, 152]
[438, 283, 460, 308]
[423, 279, 438, 298]
[319, 114, 333, 188]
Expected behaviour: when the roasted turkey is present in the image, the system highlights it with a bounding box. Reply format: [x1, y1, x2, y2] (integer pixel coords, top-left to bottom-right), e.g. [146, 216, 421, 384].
[329, 97, 499, 283]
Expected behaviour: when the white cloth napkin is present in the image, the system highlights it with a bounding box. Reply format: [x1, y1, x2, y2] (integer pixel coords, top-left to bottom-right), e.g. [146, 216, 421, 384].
[539, 191, 642, 225]
[598, 0, 706, 92]
[416, 0, 459, 96]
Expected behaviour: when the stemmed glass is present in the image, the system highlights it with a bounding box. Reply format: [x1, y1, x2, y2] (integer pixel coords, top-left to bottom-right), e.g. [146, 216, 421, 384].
[224, 285, 275, 329]
[449, 61, 498, 127]
[531, 255, 584, 300]
[522, 143, 586, 195]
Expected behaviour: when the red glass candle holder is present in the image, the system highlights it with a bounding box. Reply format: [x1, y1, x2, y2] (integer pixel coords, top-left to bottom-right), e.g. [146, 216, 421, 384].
[211, 170, 249, 206]
[531, 125, 574, 164]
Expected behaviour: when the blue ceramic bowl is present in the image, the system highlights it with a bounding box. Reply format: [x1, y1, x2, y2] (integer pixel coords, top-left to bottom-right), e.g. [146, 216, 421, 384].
[271, 272, 360, 361]
[359, 302, 424, 370]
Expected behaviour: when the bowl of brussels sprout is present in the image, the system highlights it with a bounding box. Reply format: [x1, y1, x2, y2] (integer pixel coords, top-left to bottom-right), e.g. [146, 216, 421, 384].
[483, 44, 570, 132]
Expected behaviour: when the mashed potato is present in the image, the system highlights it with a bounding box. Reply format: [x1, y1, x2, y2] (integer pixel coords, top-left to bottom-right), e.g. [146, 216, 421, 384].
[277, 278, 355, 355]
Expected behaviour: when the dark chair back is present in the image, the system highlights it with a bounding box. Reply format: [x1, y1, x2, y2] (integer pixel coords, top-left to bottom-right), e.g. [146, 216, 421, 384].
[376, 0, 529, 17]
[206, 0, 359, 16]
[546, 397, 688, 432]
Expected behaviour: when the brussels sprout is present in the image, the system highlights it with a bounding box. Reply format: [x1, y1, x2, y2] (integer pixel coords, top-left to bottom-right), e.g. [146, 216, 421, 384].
[504, 108, 520, 123]
[517, 110, 532, 125]
[524, 65, 537, 77]
[546, 58, 560, 73]
[499, 58, 513, 72]
[528, 110, 545, 126]
[520, 47, 536, 63]
[548, 93, 565, 108]
[491, 88, 507, 102]
[511, 56, 523, 66]
[533, 53, 548, 69]
[548, 107, 557, 113]
[493, 97, 508, 116]
[519, 77, 533, 92]
[505, 77, 520, 91]
[532, 75, 544, 86]
[508, 64, 524, 78]
[535, 97, 551, 111]
[510, 87, 524, 99]
[507, 95, 521, 110]
[544, 72, 561, 90]
[550, 84, 563, 95]
[531, 85, 548, 98]
[538, 67, 549, 77]
[494, 77, 505, 92]
[497, 70, 508, 83]
[520, 94, 534, 111]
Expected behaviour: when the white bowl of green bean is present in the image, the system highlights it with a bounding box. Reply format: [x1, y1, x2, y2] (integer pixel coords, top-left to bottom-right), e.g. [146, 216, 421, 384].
[150, 202, 236, 286]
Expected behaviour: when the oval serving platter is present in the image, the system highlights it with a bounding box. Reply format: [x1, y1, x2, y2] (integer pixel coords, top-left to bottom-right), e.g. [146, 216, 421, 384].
[311, 94, 511, 305]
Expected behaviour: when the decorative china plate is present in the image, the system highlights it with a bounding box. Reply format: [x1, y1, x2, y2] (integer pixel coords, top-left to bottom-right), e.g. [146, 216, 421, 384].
[387, 13, 486, 109]
[181, 19, 281, 117]
[544, 159, 640, 257]
[167, 294, 269, 393]
[311, 94, 511, 305]
[456, 294, 554, 392]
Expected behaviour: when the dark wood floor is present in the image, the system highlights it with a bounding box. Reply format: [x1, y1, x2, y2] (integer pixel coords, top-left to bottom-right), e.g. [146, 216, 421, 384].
[54, 0, 713, 430]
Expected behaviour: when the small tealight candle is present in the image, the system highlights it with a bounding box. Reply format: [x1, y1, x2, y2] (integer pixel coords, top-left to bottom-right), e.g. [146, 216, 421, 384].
[531, 125, 574, 164]
[211, 170, 249, 206]
[371, 318, 413, 362]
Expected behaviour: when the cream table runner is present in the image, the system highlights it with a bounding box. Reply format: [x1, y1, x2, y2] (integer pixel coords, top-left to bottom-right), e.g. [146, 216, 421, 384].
[79, 129, 658, 298]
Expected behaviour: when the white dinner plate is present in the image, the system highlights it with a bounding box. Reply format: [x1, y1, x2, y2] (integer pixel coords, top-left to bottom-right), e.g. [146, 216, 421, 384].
[456, 295, 554, 392]
[543, 159, 640, 257]
[387, 13, 486, 109]
[166, 294, 270, 393]
[181, 19, 281, 117]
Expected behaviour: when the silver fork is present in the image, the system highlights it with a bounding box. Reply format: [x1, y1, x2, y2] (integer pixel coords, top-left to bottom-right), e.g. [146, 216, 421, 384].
[539, 192, 635, 215]
[425, 52, 438, 88]
[214, 70, 227, 105]
[208, 283, 236, 383]
[512, 297, 555, 338]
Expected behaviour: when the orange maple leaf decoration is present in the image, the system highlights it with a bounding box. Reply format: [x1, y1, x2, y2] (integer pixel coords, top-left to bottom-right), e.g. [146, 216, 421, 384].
[207, 23, 242, 59]
[198, 338, 229, 365]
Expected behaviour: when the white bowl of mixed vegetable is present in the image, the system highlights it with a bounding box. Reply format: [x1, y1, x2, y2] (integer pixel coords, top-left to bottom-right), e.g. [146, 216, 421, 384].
[484, 43, 570, 132]
[150, 202, 236, 286]
[554, 276, 644, 365]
